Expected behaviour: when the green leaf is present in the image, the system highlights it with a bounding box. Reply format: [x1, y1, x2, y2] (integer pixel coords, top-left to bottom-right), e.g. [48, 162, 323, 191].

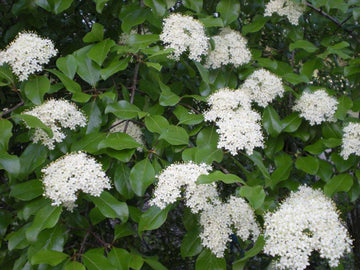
[35, 0, 73, 14]
[194, 62, 210, 84]
[15, 114, 53, 137]
[145, 62, 162, 71]
[31, 250, 69, 266]
[322, 122, 342, 139]
[56, 55, 77, 79]
[105, 100, 141, 119]
[129, 159, 155, 196]
[25, 204, 62, 242]
[304, 140, 326, 155]
[282, 73, 309, 85]
[181, 230, 202, 257]
[242, 15, 267, 35]
[144, 257, 168, 270]
[289, 40, 318, 53]
[129, 253, 144, 270]
[87, 39, 115, 66]
[83, 249, 117, 270]
[113, 162, 134, 200]
[0, 152, 20, 178]
[138, 205, 170, 233]
[255, 58, 278, 70]
[335, 96, 352, 120]
[144, 0, 166, 16]
[174, 106, 204, 125]
[101, 57, 130, 80]
[83, 23, 104, 43]
[7, 224, 30, 251]
[239, 186, 265, 209]
[159, 125, 189, 145]
[0, 65, 15, 86]
[83, 101, 102, 134]
[121, 8, 149, 33]
[281, 113, 302, 133]
[114, 223, 135, 240]
[128, 34, 160, 49]
[145, 115, 169, 133]
[159, 88, 180, 106]
[199, 16, 224, 27]
[93, 0, 110, 13]
[195, 249, 226, 270]
[295, 156, 319, 175]
[197, 171, 245, 185]
[232, 236, 265, 269]
[216, 0, 240, 25]
[317, 160, 333, 182]
[23, 76, 50, 105]
[90, 191, 128, 222]
[331, 152, 356, 172]
[98, 133, 142, 151]
[0, 210, 12, 236]
[10, 179, 43, 201]
[183, 0, 203, 12]
[71, 132, 107, 153]
[270, 153, 293, 188]
[324, 174, 353, 197]
[0, 119, 12, 150]
[108, 248, 130, 270]
[249, 151, 271, 183]
[75, 51, 101, 87]
[263, 106, 282, 137]
[65, 261, 86, 270]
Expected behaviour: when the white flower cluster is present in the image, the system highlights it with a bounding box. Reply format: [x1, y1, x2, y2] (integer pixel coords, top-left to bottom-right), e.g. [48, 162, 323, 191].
[264, 185, 352, 270]
[264, 0, 305, 25]
[0, 32, 57, 81]
[200, 196, 260, 257]
[204, 88, 264, 155]
[293, 89, 338, 126]
[23, 99, 87, 149]
[150, 162, 217, 213]
[205, 28, 251, 69]
[160, 13, 209, 61]
[41, 152, 111, 211]
[242, 69, 284, 107]
[340, 122, 360, 160]
[110, 120, 144, 152]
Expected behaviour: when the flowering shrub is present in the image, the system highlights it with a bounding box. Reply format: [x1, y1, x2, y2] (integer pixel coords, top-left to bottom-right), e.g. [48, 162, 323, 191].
[0, 0, 360, 269]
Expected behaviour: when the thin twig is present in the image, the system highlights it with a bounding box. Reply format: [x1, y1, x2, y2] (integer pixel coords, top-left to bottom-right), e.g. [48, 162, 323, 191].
[124, 59, 140, 133]
[79, 231, 90, 255]
[0, 100, 24, 118]
[306, 2, 360, 44]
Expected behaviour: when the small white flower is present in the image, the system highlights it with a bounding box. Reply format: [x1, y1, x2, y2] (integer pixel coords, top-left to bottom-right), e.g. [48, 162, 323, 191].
[293, 89, 338, 125]
[205, 28, 251, 69]
[340, 122, 360, 160]
[263, 185, 352, 270]
[23, 99, 87, 149]
[110, 120, 144, 152]
[242, 69, 284, 107]
[41, 152, 111, 211]
[264, 0, 305, 25]
[160, 13, 209, 61]
[0, 32, 57, 81]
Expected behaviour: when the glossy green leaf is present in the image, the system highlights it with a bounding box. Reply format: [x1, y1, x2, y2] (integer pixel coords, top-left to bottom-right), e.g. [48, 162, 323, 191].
[71, 132, 107, 153]
[114, 223, 135, 240]
[138, 205, 170, 233]
[31, 250, 69, 266]
[0, 119, 12, 150]
[25, 204, 62, 242]
[159, 88, 180, 106]
[88, 39, 115, 66]
[15, 114, 53, 137]
[83, 23, 104, 43]
[183, 0, 202, 12]
[35, 0, 73, 14]
[295, 156, 319, 175]
[282, 113, 302, 133]
[216, 0, 240, 25]
[10, 179, 43, 201]
[129, 253, 144, 270]
[145, 115, 169, 133]
[270, 153, 292, 188]
[121, 8, 149, 33]
[24, 76, 50, 105]
[7, 224, 30, 251]
[75, 54, 101, 87]
[98, 133, 142, 151]
[331, 152, 356, 172]
[105, 100, 141, 119]
[0, 152, 20, 178]
[144, 0, 166, 16]
[93, 0, 110, 13]
[114, 162, 134, 200]
[199, 16, 224, 27]
[129, 159, 155, 196]
[100, 57, 129, 80]
[83, 249, 117, 270]
[0, 65, 15, 86]
[181, 230, 202, 258]
[289, 40, 318, 53]
[128, 34, 160, 49]
[159, 125, 189, 145]
[108, 248, 130, 270]
[250, 151, 271, 183]
[90, 191, 128, 222]
[263, 106, 282, 137]
[174, 105, 204, 125]
[197, 171, 245, 185]
[195, 249, 226, 270]
[324, 174, 353, 197]
[232, 236, 265, 269]
[317, 160, 333, 182]
[65, 261, 86, 270]
[304, 140, 326, 155]
[335, 96, 352, 120]
[56, 55, 77, 79]
[242, 15, 267, 35]
[239, 186, 265, 209]
[144, 257, 168, 270]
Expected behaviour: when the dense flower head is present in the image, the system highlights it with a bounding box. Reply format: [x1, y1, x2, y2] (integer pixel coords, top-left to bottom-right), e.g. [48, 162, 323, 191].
[150, 162, 217, 213]
[205, 27, 251, 69]
[199, 196, 259, 257]
[41, 152, 111, 211]
[242, 69, 284, 107]
[23, 99, 87, 149]
[340, 122, 360, 160]
[264, 0, 305, 25]
[160, 13, 209, 61]
[263, 185, 352, 270]
[293, 89, 338, 125]
[110, 120, 144, 152]
[204, 88, 264, 155]
[0, 32, 57, 81]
